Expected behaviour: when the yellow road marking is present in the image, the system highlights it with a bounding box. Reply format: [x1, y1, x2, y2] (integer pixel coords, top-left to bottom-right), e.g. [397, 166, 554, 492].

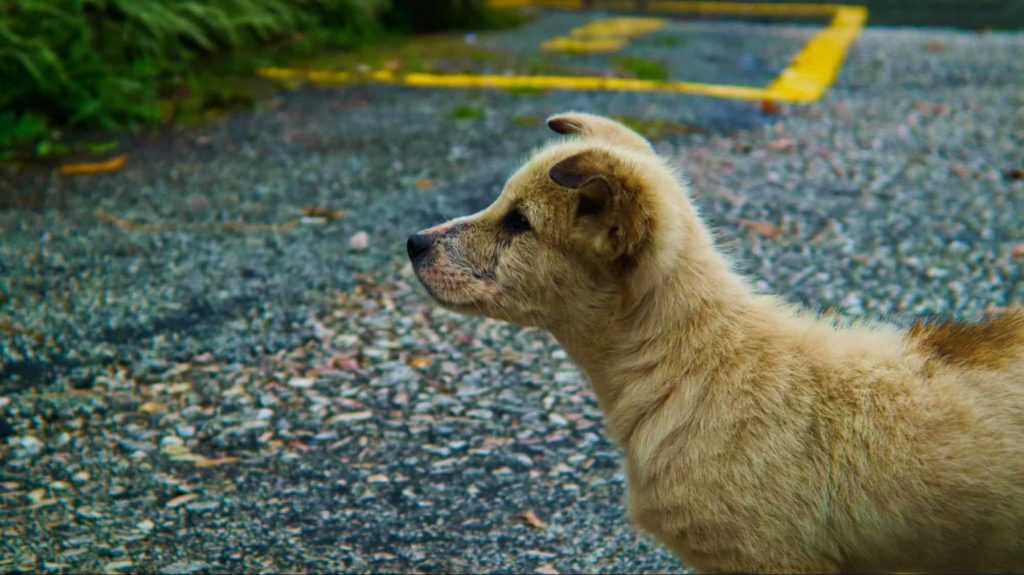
[571, 17, 666, 38]
[767, 5, 867, 101]
[541, 36, 628, 52]
[257, 2, 868, 103]
[543, 16, 666, 53]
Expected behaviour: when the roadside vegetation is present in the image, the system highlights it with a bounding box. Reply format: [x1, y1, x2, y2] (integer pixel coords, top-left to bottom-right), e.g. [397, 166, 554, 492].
[0, 0, 514, 158]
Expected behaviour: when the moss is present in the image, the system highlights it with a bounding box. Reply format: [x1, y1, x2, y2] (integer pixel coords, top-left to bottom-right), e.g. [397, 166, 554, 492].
[611, 116, 705, 139]
[612, 56, 671, 82]
[449, 104, 485, 121]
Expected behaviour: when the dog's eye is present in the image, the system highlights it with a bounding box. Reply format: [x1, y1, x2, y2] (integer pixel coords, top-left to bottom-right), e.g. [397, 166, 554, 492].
[502, 209, 531, 234]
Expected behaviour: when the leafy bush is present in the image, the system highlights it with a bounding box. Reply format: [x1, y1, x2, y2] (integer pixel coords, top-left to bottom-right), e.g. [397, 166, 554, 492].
[384, 0, 509, 32]
[0, 0, 389, 147]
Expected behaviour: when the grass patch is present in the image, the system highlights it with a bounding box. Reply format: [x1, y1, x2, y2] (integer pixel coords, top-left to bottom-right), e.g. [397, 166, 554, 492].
[449, 104, 485, 121]
[613, 56, 671, 82]
[0, 0, 517, 159]
[612, 116, 705, 140]
[512, 115, 539, 127]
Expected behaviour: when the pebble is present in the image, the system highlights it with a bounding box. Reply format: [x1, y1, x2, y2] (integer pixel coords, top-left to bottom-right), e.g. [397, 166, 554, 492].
[160, 436, 184, 448]
[159, 561, 209, 575]
[466, 408, 494, 420]
[12, 435, 43, 457]
[185, 500, 221, 513]
[349, 231, 370, 251]
[287, 377, 315, 389]
[103, 561, 135, 573]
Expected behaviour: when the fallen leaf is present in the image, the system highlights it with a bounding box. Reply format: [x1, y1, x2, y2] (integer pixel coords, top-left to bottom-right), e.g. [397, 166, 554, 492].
[767, 138, 796, 151]
[925, 41, 947, 53]
[193, 456, 242, 468]
[949, 163, 970, 178]
[522, 510, 547, 529]
[303, 205, 346, 221]
[1005, 168, 1024, 181]
[1012, 245, 1024, 259]
[59, 154, 129, 176]
[416, 178, 434, 189]
[138, 401, 164, 414]
[738, 219, 786, 237]
[760, 100, 781, 115]
[166, 493, 199, 508]
[409, 356, 431, 369]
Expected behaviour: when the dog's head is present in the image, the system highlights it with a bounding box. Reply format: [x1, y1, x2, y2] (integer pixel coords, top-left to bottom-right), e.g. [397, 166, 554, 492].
[408, 112, 696, 329]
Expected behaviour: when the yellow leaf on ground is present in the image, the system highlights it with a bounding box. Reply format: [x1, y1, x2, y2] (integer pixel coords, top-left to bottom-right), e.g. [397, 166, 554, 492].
[522, 510, 547, 529]
[165, 493, 198, 508]
[416, 179, 434, 189]
[409, 356, 431, 369]
[138, 401, 164, 414]
[194, 456, 242, 468]
[738, 219, 786, 237]
[59, 155, 129, 176]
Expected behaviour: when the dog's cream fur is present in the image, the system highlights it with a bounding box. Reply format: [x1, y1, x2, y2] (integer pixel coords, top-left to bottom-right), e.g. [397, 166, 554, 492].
[410, 112, 1024, 573]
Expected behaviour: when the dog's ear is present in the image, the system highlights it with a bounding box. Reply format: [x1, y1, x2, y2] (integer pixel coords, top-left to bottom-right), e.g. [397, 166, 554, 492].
[549, 150, 650, 262]
[546, 112, 654, 154]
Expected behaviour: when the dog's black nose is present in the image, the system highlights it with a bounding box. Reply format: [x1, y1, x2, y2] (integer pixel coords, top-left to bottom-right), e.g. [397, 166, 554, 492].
[407, 233, 432, 263]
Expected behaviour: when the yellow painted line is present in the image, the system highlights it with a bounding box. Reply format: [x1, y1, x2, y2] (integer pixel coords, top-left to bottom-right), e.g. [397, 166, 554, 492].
[259, 67, 775, 100]
[571, 17, 666, 38]
[541, 37, 628, 52]
[544, 16, 666, 53]
[259, 2, 868, 104]
[766, 5, 867, 101]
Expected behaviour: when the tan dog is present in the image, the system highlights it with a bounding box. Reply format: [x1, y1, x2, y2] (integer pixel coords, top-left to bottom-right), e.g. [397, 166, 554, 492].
[407, 112, 1024, 574]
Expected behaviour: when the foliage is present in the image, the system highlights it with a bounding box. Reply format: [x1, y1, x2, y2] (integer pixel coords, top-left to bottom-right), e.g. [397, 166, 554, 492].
[1, 0, 479, 149]
[612, 55, 670, 82]
[383, 0, 519, 33]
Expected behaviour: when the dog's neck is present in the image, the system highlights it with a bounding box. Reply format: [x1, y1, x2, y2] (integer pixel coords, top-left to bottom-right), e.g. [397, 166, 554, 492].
[550, 232, 762, 444]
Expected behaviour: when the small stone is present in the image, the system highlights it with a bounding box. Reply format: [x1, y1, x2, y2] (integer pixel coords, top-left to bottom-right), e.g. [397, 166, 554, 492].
[287, 377, 315, 389]
[103, 560, 135, 572]
[553, 371, 577, 384]
[160, 436, 184, 448]
[536, 564, 561, 575]
[137, 519, 155, 532]
[367, 474, 389, 484]
[166, 493, 199, 508]
[185, 500, 221, 513]
[72, 471, 90, 484]
[175, 424, 196, 438]
[13, 435, 43, 457]
[76, 507, 102, 520]
[327, 411, 373, 424]
[548, 413, 569, 427]
[349, 231, 370, 251]
[159, 561, 208, 575]
[467, 408, 494, 420]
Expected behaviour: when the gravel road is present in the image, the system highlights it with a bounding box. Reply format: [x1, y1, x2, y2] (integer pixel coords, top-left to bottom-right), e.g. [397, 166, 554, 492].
[2, 9, 1023, 574]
